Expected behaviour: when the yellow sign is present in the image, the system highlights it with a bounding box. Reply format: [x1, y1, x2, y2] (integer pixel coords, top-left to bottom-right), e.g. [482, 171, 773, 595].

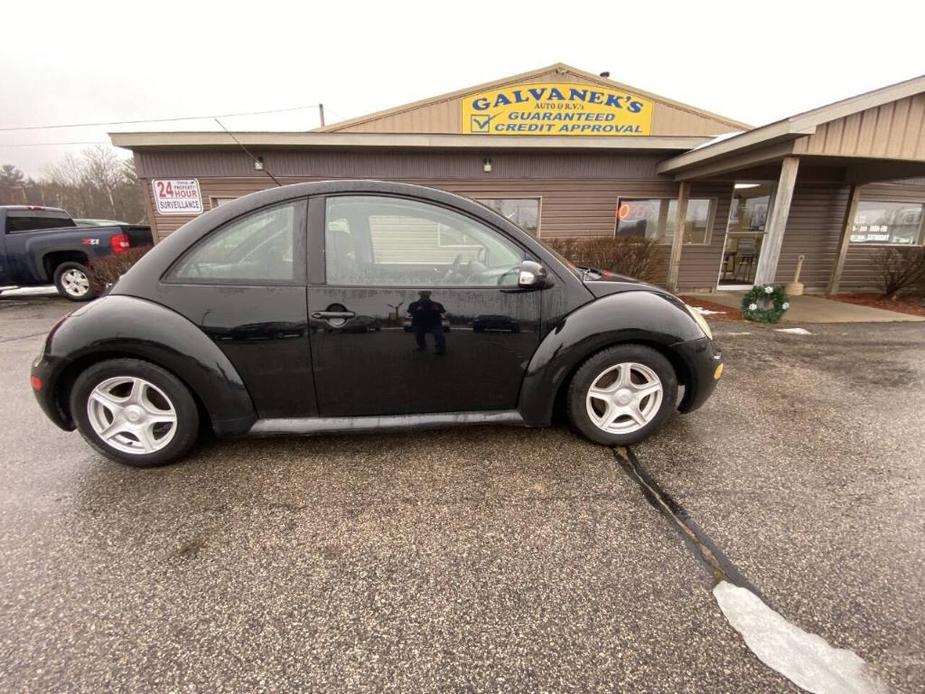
[461, 82, 652, 136]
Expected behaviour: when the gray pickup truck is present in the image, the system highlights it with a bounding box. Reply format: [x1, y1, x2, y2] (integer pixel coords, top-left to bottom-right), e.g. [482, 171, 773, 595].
[0, 206, 152, 301]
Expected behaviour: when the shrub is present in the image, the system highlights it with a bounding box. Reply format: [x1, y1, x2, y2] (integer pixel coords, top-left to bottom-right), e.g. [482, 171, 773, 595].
[88, 246, 151, 291]
[875, 247, 925, 299]
[545, 236, 666, 285]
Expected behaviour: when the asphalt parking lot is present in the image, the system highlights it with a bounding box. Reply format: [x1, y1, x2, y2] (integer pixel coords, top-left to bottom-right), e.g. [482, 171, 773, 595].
[1, 293, 923, 692]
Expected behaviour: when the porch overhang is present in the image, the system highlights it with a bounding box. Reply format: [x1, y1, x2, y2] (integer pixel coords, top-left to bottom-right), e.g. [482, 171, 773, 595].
[657, 73, 925, 181]
[658, 143, 925, 184]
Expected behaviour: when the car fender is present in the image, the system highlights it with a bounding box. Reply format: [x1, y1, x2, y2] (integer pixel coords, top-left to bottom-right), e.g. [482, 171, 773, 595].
[518, 290, 705, 426]
[36, 295, 256, 435]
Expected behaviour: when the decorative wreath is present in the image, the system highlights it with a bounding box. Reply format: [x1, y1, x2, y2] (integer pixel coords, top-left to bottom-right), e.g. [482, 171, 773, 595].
[741, 285, 790, 323]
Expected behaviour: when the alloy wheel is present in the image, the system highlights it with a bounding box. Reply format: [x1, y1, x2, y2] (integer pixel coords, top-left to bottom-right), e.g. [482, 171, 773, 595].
[585, 362, 663, 434]
[86, 376, 178, 455]
[61, 269, 90, 298]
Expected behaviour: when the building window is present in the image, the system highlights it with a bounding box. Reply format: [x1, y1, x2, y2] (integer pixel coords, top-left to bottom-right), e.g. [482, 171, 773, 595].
[849, 201, 925, 246]
[475, 198, 540, 236]
[614, 198, 715, 245]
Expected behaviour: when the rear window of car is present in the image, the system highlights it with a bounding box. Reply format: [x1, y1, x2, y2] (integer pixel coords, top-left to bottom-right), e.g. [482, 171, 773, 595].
[5, 211, 76, 233]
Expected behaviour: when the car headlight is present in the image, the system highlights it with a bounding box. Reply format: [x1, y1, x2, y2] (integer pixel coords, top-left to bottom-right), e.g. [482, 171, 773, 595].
[683, 303, 713, 340]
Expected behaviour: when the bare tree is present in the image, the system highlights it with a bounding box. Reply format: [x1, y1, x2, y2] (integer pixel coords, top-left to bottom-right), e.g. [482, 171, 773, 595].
[37, 146, 146, 222]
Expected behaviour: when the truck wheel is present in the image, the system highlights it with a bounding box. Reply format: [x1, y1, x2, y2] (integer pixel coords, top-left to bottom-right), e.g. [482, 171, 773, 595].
[53, 262, 96, 302]
[567, 344, 678, 447]
[70, 358, 200, 467]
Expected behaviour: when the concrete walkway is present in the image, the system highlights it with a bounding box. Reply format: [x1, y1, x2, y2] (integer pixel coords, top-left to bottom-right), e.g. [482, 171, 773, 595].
[700, 292, 925, 323]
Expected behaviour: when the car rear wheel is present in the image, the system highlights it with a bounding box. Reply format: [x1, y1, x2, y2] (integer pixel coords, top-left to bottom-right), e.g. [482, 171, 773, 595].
[53, 262, 96, 302]
[70, 359, 199, 467]
[567, 344, 678, 447]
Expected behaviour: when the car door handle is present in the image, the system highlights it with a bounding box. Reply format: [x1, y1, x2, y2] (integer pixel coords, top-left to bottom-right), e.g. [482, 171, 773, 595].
[312, 311, 356, 319]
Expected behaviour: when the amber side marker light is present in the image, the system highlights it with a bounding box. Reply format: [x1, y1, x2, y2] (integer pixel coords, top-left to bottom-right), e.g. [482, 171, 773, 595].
[31, 376, 42, 391]
[714, 363, 724, 380]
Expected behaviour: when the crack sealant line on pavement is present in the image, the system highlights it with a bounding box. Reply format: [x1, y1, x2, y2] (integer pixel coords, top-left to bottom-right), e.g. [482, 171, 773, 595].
[611, 445, 767, 602]
[613, 446, 891, 694]
[0, 331, 49, 344]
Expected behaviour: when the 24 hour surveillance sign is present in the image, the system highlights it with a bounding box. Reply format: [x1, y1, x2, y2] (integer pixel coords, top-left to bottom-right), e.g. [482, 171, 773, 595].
[461, 82, 652, 136]
[152, 179, 203, 215]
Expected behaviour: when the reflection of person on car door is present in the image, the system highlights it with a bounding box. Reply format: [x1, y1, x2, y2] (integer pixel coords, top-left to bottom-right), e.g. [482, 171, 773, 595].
[408, 290, 446, 355]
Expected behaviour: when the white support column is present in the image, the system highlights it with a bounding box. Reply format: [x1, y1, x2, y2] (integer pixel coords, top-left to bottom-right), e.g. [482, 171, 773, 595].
[827, 185, 861, 295]
[666, 181, 690, 292]
[754, 156, 800, 286]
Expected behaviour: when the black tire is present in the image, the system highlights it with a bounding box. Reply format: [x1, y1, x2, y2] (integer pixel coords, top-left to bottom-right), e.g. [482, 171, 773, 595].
[566, 344, 678, 447]
[70, 358, 199, 468]
[53, 261, 97, 302]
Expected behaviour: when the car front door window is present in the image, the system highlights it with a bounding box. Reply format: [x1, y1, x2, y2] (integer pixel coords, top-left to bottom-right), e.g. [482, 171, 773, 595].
[324, 196, 525, 287]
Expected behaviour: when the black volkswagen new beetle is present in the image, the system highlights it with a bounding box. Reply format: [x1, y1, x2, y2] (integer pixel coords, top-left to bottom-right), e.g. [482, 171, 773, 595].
[31, 181, 722, 467]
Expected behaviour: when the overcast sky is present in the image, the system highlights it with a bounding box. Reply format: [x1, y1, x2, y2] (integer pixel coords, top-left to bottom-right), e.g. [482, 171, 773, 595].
[2, 0, 923, 176]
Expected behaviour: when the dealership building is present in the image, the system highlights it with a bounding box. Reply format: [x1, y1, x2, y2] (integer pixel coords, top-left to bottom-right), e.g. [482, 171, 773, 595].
[112, 64, 925, 293]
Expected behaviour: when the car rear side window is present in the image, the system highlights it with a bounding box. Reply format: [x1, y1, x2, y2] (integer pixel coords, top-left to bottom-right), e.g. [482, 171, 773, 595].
[324, 195, 525, 287]
[5, 212, 76, 233]
[168, 202, 303, 283]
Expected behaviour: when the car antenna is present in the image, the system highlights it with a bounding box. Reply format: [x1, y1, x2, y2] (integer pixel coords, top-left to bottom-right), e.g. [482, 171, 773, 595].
[213, 117, 282, 187]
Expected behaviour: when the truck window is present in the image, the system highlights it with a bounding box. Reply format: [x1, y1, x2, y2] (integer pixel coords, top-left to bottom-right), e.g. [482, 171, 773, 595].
[5, 212, 76, 233]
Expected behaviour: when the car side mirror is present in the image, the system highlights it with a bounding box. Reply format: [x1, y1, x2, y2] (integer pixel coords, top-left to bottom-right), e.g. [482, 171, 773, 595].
[517, 260, 549, 289]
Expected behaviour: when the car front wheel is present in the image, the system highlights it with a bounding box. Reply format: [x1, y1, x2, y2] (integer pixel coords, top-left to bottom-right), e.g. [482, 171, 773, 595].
[70, 359, 199, 467]
[53, 262, 97, 302]
[567, 344, 678, 447]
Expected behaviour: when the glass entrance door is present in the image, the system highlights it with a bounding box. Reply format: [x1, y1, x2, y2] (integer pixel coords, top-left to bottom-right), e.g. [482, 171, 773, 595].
[718, 182, 775, 287]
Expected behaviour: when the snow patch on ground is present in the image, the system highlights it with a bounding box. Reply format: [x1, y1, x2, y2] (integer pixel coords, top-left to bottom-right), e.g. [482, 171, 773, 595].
[713, 582, 888, 694]
[690, 306, 726, 315]
[774, 327, 813, 335]
[0, 286, 58, 297]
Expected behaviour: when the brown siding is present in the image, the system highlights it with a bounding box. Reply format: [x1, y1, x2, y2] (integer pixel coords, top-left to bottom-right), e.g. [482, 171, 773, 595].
[135, 150, 665, 180]
[676, 182, 734, 291]
[138, 150, 672, 241]
[774, 183, 851, 290]
[792, 93, 925, 160]
[142, 175, 680, 241]
[137, 150, 679, 240]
